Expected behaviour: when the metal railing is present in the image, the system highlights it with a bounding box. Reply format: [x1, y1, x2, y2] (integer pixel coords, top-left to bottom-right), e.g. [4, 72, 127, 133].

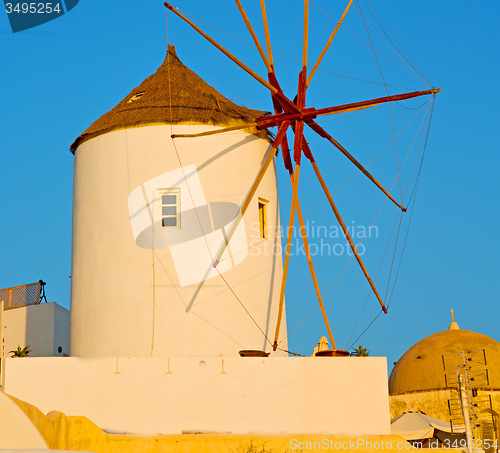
[0, 281, 42, 310]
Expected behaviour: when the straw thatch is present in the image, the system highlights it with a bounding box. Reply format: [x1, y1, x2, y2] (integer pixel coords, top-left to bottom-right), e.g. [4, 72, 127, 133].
[70, 45, 268, 153]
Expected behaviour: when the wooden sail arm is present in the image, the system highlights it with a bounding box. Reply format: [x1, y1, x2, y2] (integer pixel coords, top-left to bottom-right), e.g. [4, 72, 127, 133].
[310, 160, 388, 314]
[260, 0, 274, 68]
[314, 89, 441, 117]
[268, 71, 299, 115]
[168, 107, 311, 139]
[275, 162, 339, 351]
[303, 120, 407, 211]
[294, 172, 337, 350]
[306, 0, 354, 87]
[165, 2, 301, 117]
[303, 0, 309, 72]
[253, 89, 441, 130]
[273, 163, 301, 351]
[171, 123, 259, 139]
[234, 0, 272, 73]
[256, 89, 441, 128]
[274, 117, 308, 350]
[164, 2, 278, 95]
[212, 121, 290, 268]
[169, 106, 314, 139]
[170, 86, 440, 138]
[254, 108, 315, 129]
[293, 72, 308, 164]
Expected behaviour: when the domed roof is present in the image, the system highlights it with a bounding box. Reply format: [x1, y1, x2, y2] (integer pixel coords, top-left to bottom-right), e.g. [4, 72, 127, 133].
[70, 45, 267, 153]
[389, 326, 500, 395]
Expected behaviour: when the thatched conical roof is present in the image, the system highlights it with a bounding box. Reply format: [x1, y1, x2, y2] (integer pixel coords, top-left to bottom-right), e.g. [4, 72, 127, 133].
[70, 45, 267, 153]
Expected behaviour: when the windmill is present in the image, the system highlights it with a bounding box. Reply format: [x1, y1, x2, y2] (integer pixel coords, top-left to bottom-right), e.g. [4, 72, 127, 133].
[163, 0, 441, 354]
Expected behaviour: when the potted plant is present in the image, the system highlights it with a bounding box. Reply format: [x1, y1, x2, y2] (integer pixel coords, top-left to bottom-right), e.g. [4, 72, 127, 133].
[8, 345, 33, 357]
[350, 345, 370, 357]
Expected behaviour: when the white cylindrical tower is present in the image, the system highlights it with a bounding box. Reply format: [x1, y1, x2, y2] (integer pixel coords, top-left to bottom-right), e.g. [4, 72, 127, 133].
[69, 46, 287, 357]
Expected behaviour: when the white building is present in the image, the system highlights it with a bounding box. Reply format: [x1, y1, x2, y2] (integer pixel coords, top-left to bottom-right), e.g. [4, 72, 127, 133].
[0, 47, 393, 443]
[69, 46, 287, 358]
[0, 282, 69, 359]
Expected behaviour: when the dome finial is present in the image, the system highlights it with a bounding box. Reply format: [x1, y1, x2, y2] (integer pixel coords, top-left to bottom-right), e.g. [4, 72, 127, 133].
[449, 308, 460, 330]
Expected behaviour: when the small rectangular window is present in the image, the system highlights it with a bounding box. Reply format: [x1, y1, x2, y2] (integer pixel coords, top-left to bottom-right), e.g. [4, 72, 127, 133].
[258, 198, 268, 239]
[158, 188, 180, 229]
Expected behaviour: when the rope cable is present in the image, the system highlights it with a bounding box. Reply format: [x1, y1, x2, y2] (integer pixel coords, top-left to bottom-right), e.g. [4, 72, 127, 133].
[382, 209, 404, 302]
[357, 0, 403, 203]
[401, 101, 433, 202]
[345, 100, 432, 345]
[362, 0, 432, 86]
[344, 209, 401, 349]
[345, 97, 435, 348]
[357, 0, 431, 87]
[352, 2, 430, 86]
[347, 310, 383, 351]
[386, 97, 435, 308]
[216, 271, 274, 346]
[310, 1, 429, 86]
[178, 6, 419, 91]
[282, 100, 432, 347]
[169, 134, 273, 344]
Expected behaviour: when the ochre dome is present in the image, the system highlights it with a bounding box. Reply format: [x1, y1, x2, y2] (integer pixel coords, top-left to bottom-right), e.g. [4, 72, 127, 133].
[389, 329, 500, 394]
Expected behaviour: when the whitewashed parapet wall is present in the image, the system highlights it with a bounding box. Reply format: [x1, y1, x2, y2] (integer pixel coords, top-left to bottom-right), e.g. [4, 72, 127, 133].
[4, 356, 391, 435]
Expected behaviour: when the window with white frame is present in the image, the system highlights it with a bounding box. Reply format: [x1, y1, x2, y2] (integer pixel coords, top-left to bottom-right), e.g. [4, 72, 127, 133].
[158, 188, 180, 229]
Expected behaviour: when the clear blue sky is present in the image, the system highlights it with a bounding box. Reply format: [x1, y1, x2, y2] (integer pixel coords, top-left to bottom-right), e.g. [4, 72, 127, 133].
[1, 1, 499, 369]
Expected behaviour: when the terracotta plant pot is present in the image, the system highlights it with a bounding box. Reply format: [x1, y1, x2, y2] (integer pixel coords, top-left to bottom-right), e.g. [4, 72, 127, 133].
[239, 350, 270, 357]
[315, 349, 350, 357]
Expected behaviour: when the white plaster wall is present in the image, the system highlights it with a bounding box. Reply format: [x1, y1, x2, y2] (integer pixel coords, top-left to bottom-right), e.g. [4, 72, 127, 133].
[4, 356, 391, 436]
[52, 304, 70, 357]
[71, 125, 287, 358]
[2, 303, 69, 358]
[0, 390, 48, 449]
